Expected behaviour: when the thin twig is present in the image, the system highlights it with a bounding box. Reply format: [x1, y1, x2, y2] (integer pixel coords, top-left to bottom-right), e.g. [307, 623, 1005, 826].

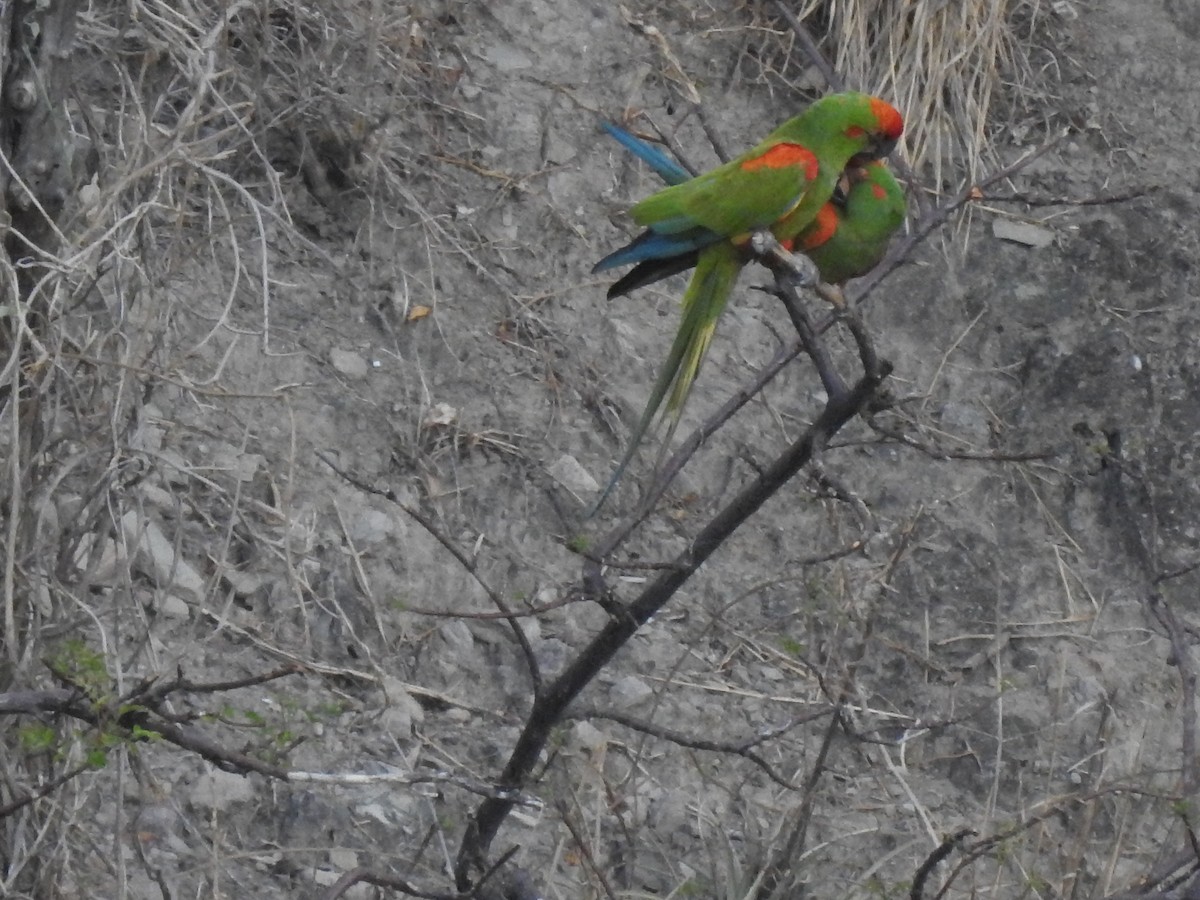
[555, 798, 619, 900]
[910, 829, 975, 900]
[460, 280, 892, 885]
[578, 706, 833, 791]
[316, 450, 543, 696]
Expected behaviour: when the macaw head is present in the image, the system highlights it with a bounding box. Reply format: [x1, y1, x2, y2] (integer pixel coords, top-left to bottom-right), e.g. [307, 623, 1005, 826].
[808, 92, 904, 166]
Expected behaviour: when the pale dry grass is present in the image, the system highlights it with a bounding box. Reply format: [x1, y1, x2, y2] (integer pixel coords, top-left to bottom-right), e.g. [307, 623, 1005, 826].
[739, 0, 1061, 188]
[818, 0, 1045, 186]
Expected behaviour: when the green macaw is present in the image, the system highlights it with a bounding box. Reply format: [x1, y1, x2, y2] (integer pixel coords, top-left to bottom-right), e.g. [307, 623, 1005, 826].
[794, 160, 907, 287]
[599, 124, 906, 293]
[591, 93, 904, 512]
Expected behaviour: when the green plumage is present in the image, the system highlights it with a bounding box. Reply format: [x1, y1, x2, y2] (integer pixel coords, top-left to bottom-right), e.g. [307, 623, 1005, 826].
[594, 242, 742, 512]
[591, 92, 904, 514]
[629, 93, 899, 244]
[801, 161, 906, 284]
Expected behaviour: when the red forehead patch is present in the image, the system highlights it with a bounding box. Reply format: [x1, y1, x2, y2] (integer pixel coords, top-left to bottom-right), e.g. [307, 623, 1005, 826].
[741, 143, 818, 179]
[869, 97, 904, 139]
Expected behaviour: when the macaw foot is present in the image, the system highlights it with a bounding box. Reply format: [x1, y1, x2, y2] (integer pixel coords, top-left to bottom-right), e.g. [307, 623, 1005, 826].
[749, 230, 819, 288]
[817, 283, 847, 309]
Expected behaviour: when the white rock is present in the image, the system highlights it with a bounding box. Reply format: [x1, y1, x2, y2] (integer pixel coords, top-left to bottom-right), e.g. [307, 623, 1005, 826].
[547, 454, 600, 495]
[570, 720, 609, 755]
[121, 511, 205, 601]
[330, 347, 369, 378]
[159, 594, 191, 619]
[992, 218, 1054, 248]
[483, 42, 532, 71]
[438, 620, 475, 655]
[380, 677, 425, 737]
[609, 675, 653, 708]
[348, 508, 394, 545]
[189, 769, 255, 812]
[422, 402, 457, 427]
[312, 866, 339, 887]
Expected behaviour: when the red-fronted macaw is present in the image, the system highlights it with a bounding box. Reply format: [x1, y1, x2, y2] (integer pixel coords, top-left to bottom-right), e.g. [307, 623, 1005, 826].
[591, 93, 904, 512]
[599, 124, 906, 295]
[796, 160, 906, 287]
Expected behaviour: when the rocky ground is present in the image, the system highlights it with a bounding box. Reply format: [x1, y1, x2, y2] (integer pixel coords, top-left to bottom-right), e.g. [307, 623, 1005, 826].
[8, 1, 1200, 898]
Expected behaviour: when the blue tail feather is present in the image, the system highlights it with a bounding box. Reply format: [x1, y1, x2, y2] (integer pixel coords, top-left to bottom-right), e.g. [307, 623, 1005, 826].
[601, 121, 691, 186]
[592, 227, 718, 273]
[595, 120, 722, 273]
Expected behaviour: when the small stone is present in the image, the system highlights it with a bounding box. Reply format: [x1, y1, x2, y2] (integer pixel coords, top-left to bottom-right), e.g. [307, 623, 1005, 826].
[992, 218, 1054, 248]
[189, 769, 255, 812]
[422, 402, 457, 427]
[348, 508, 394, 545]
[330, 347, 369, 378]
[609, 675, 653, 708]
[570, 720, 609, 755]
[312, 866, 340, 887]
[159, 594, 191, 619]
[547, 454, 600, 495]
[438, 620, 475, 655]
[483, 42, 532, 71]
[121, 512, 205, 601]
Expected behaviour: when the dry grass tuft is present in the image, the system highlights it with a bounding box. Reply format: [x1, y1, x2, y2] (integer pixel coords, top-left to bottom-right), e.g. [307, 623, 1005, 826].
[820, 0, 1047, 186]
[741, 0, 1064, 188]
[0, 1, 469, 892]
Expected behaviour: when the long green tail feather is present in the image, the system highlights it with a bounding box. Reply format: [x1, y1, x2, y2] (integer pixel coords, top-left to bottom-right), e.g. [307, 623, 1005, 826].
[590, 243, 741, 515]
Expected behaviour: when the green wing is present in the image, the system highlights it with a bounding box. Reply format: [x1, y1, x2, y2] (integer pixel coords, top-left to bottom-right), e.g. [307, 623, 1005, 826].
[629, 137, 823, 237]
[629, 92, 903, 246]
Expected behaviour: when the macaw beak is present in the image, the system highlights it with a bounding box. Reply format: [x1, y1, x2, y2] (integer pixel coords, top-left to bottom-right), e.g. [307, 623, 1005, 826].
[875, 135, 899, 158]
[851, 136, 898, 166]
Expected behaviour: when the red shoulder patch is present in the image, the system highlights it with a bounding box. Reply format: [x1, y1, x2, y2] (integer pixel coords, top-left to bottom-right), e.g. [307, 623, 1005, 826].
[870, 183, 888, 200]
[798, 203, 838, 250]
[741, 143, 818, 179]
